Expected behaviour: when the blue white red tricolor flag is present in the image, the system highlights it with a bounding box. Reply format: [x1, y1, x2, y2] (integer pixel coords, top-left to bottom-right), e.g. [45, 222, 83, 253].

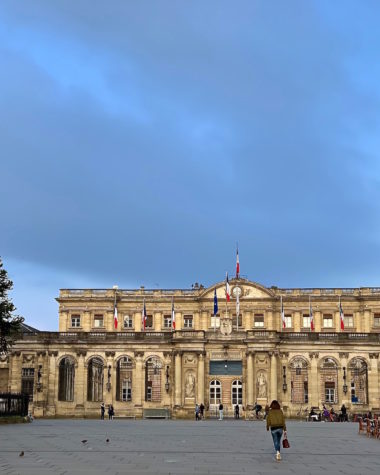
[225, 272, 231, 301]
[113, 292, 118, 329]
[339, 298, 345, 331]
[142, 299, 147, 331]
[172, 298, 176, 330]
[309, 297, 314, 331]
[236, 247, 240, 279]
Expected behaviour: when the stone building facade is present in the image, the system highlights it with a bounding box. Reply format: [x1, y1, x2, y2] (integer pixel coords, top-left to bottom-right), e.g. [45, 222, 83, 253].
[1, 279, 380, 418]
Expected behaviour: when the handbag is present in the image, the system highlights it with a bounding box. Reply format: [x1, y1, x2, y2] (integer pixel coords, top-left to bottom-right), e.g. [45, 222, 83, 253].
[282, 432, 290, 449]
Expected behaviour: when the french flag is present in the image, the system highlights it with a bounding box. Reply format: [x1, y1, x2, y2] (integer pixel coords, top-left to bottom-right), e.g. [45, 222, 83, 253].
[142, 299, 147, 331]
[309, 297, 314, 331]
[225, 272, 231, 302]
[339, 298, 345, 331]
[172, 298, 176, 330]
[113, 293, 118, 329]
[236, 248, 240, 278]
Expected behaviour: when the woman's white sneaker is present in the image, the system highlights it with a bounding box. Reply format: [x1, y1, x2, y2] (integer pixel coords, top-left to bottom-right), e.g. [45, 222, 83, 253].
[276, 451, 281, 461]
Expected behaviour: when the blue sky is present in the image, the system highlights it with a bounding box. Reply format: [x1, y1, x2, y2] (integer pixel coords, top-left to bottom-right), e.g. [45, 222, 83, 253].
[1, 1, 380, 330]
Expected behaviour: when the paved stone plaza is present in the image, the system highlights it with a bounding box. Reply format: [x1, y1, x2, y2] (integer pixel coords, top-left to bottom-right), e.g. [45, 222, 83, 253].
[0, 419, 379, 475]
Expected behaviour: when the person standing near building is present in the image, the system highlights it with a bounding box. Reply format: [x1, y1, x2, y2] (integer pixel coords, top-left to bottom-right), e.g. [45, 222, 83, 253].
[195, 404, 200, 421]
[266, 400, 287, 461]
[235, 404, 240, 419]
[199, 403, 205, 420]
[100, 402, 105, 420]
[218, 401, 224, 420]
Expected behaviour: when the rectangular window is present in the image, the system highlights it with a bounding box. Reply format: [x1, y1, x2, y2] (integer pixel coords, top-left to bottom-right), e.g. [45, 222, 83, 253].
[71, 315, 81, 328]
[94, 314, 104, 328]
[344, 314, 353, 328]
[21, 368, 35, 401]
[121, 380, 132, 401]
[303, 314, 311, 329]
[374, 314, 380, 327]
[123, 315, 133, 329]
[284, 314, 292, 328]
[183, 315, 193, 328]
[163, 315, 172, 329]
[325, 382, 335, 403]
[323, 314, 333, 328]
[145, 315, 153, 328]
[254, 314, 264, 327]
[232, 314, 243, 328]
[210, 315, 220, 328]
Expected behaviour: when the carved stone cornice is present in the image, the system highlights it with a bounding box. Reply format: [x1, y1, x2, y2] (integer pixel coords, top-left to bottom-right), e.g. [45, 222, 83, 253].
[246, 350, 255, 357]
[105, 351, 115, 357]
[369, 353, 379, 359]
[76, 349, 87, 357]
[48, 351, 59, 357]
[339, 352, 349, 359]
[37, 351, 47, 357]
[280, 352, 289, 358]
[12, 351, 21, 357]
[163, 351, 173, 358]
[134, 351, 144, 358]
[309, 352, 319, 359]
[173, 350, 183, 357]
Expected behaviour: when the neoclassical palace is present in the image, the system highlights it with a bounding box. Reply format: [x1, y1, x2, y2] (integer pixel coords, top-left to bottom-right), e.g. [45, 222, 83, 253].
[1, 279, 380, 418]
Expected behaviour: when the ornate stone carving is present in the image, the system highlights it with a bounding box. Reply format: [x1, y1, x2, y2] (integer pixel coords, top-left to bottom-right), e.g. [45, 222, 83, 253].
[256, 371, 267, 398]
[76, 349, 87, 357]
[163, 351, 173, 358]
[185, 371, 195, 397]
[255, 353, 268, 365]
[0, 354, 9, 363]
[22, 354, 35, 363]
[339, 352, 349, 359]
[220, 317, 232, 336]
[134, 351, 144, 358]
[308, 352, 319, 359]
[105, 351, 115, 357]
[184, 354, 196, 364]
[48, 351, 59, 357]
[280, 352, 289, 358]
[37, 351, 47, 357]
[369, 353, 379, 359]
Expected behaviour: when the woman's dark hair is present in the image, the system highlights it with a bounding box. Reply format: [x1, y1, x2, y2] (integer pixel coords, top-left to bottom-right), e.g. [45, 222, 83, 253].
[270, 400, 281, 410]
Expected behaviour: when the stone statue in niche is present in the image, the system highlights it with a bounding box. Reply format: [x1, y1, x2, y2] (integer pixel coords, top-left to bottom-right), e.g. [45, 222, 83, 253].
[185, 371, 195, 397]
[256, 371, 267, 398]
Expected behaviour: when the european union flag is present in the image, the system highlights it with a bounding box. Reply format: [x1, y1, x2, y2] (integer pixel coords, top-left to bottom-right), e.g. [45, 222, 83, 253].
[214, 288, 218, 315]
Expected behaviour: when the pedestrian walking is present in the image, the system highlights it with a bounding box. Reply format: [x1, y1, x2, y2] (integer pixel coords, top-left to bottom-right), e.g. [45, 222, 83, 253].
[108, 404, 114, 420]
[235, 404, 240, 419]
[100, 402, 105, 420]
[264, 404, 270, 420]
[266, 400, 287, 461]
[199, 403, 205, 420]
[218, 401, 224, 420]
[195, 404, 200, 421]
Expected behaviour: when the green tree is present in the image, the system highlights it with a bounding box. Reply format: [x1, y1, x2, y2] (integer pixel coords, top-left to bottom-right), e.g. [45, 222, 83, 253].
[0, 258, 24, 353]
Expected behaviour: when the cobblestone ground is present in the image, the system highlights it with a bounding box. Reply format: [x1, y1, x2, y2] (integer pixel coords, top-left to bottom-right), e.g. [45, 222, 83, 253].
[0, 419, 379, 475]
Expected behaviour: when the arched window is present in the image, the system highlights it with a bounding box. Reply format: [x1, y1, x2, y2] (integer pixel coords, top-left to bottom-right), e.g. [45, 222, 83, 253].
[231, 380, 242, 405]
[116, 357, 133, 402]
[290, 357, 308, 404]
[209, 380, 221, 405]
[87, 357, 104, 402]
[321, 357, 338, 404]
[58, 357, 75, 401]
[145, 357, 162, 402]
[348, 358, 368, 404]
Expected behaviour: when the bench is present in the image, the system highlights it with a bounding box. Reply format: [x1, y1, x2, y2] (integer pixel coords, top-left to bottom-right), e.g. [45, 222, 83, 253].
[143, 408, 171, 419]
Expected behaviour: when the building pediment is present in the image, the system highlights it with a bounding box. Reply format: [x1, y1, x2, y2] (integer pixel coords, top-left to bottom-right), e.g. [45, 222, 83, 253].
[200, 279, 275, 300]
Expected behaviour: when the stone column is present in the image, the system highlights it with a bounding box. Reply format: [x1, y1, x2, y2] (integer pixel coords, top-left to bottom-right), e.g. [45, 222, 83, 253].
[174, 351, 182, 407]
[355, 310, 362, 332]
[363, 310, 371, 333]
[194, 312, 200, 331]
[46, 351, 58, 416]
[244, 311, 251, 330]
[59, 312, 68, 331]
[9, 351, 22, 392]
[270, 352, 278, 401]
[83, 311, 91, 331]
[315, 312, 321, 332]
[74, 350, 86, 416]
[246, 351, 254, 408]
[105, 352, 115, 405]
[155, 312, 162, 331]
[309, 352, 319, 407]
[133, 352, 144, 407]
[197, 352, 205, 404]
[338, 352, 349, 406]
[201, 311, 209, 331]
[369, 353, 380, 409]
